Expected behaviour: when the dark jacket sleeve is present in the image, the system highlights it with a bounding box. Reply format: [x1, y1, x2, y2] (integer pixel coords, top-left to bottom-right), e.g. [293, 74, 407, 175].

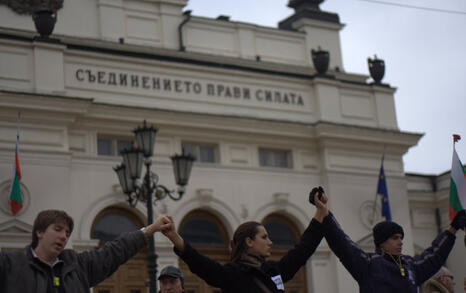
[76, 230, 147, 287]
[322, 212, 370, 283]
[411, 230, 456, 285]
[277, 218, 324, 282]
[0, 251, 7, 285]
[175, 242, 235, 288]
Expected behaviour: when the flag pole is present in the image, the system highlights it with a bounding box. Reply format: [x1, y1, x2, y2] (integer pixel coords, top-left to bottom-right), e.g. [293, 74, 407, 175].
[448, 134, 465, 244]
[371, 154, 384, 225]
[9, 112, 22, 215]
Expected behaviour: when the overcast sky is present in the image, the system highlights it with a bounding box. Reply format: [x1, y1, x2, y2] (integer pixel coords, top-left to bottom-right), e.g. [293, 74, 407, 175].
[184, 0, 466, 175]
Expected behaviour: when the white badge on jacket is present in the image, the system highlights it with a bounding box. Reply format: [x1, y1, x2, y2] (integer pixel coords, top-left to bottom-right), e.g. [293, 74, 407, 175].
[271, 275, 284, 290]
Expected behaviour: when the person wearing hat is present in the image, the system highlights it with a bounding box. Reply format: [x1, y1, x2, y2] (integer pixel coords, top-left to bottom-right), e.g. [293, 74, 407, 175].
[311, 189, 466, 293]
[158, 266, 185, 293]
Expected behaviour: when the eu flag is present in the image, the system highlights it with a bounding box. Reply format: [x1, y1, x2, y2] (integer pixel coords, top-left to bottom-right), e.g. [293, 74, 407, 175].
[377, 157, 391, 221]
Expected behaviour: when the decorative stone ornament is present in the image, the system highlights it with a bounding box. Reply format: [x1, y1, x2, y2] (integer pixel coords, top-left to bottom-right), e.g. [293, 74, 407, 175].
[0, 180, 30, 216]
[288, 0, 325, 11]
[311, 47, 330, 75]
[359, 200, 383, 229]
[279, 0, 339, 29]
[368, 55, 385, 84]
[0, 0, 63, 15]
[0, 0, 63, 38]
[196, 188, 213, 203]
[33, 10, 57, 38]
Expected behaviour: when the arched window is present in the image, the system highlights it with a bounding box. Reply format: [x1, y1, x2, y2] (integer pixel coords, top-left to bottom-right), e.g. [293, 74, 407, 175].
[263, 214, 300, 246]
[91, 207, 142, 242]
[262, 214, 307, 293]
[179, 210, 228, 246]
[178, 210, 229, 293]
[90, 207, 147, 293]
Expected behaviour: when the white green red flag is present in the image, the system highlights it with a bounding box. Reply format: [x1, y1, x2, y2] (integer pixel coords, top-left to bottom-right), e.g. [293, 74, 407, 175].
[449, 134, 466, 220]
[9, 115, 22, 215]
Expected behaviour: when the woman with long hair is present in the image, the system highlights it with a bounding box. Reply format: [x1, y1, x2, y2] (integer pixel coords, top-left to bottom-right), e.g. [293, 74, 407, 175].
[161, 193, 328, 293]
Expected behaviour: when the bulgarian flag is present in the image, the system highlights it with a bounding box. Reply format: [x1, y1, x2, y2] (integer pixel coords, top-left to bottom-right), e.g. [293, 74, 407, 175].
[449, 134, 466, 221]
[9, 115, 22, 215]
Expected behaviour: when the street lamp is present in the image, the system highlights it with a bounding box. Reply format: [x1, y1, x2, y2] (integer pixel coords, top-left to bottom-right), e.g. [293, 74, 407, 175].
[113, 120, 195, 293]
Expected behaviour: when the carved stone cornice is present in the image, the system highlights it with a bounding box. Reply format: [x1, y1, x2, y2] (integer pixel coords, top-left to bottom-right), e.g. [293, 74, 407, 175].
[0, 0, 63, 15]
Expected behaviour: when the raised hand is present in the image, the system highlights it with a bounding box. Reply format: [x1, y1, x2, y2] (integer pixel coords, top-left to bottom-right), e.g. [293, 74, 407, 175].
[158, 216, 185, 252]
[450, 210, 466, 233]
[161, 216, 176, 237]
[313, 188, 329, 223]
[145, 215, 172, 236]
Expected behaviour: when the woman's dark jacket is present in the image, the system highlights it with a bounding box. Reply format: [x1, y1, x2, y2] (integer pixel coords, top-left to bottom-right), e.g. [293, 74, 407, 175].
[0, 230, 146, 293]
[321, 213, 456, 293]
[175, 218, 324, 293]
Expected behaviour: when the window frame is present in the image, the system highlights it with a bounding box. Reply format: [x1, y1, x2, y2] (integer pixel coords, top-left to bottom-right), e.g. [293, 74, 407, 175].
[90, 207, 143, 243]
[179, 210, 229, 248]
[258, 148, 293, 168]
[97, 135, 133, 157]
[181, 141, 220, 164]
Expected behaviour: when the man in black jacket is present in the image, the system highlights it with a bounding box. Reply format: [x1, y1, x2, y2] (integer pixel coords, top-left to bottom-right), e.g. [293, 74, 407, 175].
[313, 191, 465, 293]
[0, 209, 172, 293]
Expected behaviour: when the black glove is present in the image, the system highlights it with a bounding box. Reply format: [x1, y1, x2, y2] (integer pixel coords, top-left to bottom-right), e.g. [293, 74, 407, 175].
[450, 210, 466, 230]
[309, 186, 325, 206]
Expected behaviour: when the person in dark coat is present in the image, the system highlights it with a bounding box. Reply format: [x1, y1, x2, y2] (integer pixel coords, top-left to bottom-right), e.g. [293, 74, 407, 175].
[160, 193, 328, 293]
[312, 190, 466, 293]
[0, 209, 172, 293]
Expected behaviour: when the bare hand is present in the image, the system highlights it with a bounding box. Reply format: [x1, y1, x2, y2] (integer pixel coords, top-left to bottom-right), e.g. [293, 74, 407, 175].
[316, 192, 328, 206]
[158, 216, 185, 251]
[314, 192, 329, 223]
[146, 215, 172, 235]
[161, 216, 177, 238]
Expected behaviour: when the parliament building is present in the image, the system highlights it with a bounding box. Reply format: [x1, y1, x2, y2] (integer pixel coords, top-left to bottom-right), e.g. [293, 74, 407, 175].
[0, 0, 464, 292]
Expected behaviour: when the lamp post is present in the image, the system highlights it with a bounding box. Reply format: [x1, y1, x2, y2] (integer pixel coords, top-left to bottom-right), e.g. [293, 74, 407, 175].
[113, 120, 195, 293]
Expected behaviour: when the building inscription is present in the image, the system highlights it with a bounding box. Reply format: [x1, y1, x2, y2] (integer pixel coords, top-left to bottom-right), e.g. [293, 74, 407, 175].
[73, 68, 306, 107]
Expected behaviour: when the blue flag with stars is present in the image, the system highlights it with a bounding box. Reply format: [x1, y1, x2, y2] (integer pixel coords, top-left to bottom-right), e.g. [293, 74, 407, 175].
[377, 157, 392, 221]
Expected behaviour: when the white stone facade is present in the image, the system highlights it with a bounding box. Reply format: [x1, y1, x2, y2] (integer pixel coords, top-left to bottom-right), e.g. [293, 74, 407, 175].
[0, 0, 464, 292]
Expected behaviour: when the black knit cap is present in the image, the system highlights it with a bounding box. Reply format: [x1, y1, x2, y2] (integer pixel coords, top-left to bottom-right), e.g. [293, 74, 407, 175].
[372, 221, 404, 247]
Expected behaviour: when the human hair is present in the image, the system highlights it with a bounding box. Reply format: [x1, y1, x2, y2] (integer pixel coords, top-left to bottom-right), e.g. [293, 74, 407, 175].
[31, 210, 74, 248]
[432, 266, 450, 281]
[230, 221, 262, 262]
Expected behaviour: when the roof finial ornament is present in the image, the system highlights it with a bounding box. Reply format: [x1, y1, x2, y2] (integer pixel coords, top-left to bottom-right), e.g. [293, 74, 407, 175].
[288, 0, 325, 12]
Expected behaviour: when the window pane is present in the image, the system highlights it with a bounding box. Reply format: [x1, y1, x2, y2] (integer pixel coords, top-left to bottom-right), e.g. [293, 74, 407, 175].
[259, 149, 290, 168]
[264, 221, 296, 246]
[92, 214, 138, 241]
[199, 145, 215, 163]
[182, 143, 197, 158]
[179, 218, 224, 244]
[98, 138, 113, 156]
[117, 139, 132, 156]
[182, 143, 218, 163]
[259, 149, 270, 166]
[274, 151, 288, 168]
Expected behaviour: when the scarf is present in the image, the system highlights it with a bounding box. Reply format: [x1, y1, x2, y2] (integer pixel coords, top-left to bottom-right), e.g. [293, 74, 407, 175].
[238, 251, 266, 268]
